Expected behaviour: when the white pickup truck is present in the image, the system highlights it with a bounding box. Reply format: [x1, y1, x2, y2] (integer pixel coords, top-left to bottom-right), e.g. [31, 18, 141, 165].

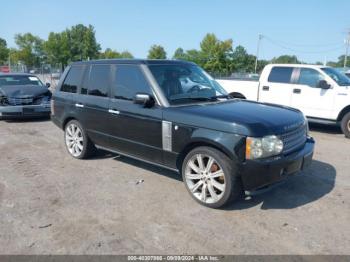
[217, 64, 350, 138]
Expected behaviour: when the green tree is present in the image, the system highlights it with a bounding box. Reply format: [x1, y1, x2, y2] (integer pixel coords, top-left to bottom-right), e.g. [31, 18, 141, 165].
[199, 33, 233, 75]
[14, 33, 44, 67]
[67, 24, 101, 61]
[231, 45, 256, 73]
[173, 48, 187, 60]
[44, 31, 70, 68]
[147, 45, 166, 59]
[99, 48, 133, 59]
[0, 38, 9, 65]
[256, 59, 269, 73]
[271, 55, 300, 64]
[336, 55, 350, 67]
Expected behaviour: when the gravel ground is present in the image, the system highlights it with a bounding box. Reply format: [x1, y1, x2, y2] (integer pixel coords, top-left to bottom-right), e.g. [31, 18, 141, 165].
[0, 119, 349, 255]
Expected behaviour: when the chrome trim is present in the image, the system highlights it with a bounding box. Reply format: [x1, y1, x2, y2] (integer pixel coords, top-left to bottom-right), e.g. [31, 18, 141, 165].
[108, 109, 120, 114]
[75, 103, 84, 108]
[162, 121, 172, 152]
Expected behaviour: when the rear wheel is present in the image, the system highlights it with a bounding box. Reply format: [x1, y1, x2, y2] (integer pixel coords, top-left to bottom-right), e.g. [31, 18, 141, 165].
[64, 120, 96, 159]
[341, 112, 350, 138]
[182, 146, 243, 208]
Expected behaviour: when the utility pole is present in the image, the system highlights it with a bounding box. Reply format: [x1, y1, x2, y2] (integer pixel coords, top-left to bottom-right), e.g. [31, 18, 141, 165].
[254, 34, 263, 74]
[344, 31, 350, 68]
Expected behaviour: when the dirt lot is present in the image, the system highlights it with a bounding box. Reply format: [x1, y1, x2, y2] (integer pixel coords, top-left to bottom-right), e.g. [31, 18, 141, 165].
[0, 119, 349, 255]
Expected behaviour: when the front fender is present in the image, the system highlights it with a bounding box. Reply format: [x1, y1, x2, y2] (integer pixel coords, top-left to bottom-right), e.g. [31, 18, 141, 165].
[172, 124, 246, 164]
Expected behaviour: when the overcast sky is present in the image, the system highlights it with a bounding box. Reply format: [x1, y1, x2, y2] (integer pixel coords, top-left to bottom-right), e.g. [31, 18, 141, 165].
[1, 0, 349, 63]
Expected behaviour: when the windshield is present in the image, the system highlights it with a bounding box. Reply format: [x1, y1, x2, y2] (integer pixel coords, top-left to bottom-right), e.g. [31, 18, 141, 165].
[148, 64, 228, 105]
[0, 75, 44, 87]
[321, 67, 350, 86]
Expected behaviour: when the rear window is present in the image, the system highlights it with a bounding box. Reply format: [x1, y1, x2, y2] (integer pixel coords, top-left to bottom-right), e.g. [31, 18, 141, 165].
[61, 66, 85, 93]
[268, 67, 294, 84]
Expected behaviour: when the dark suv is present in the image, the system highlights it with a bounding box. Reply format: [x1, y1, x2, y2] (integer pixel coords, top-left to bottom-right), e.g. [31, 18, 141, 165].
[51, 59, 315, 208]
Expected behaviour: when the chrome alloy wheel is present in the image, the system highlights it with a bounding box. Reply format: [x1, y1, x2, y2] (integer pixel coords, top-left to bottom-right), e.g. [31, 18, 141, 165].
[185, 154, 226, 204]
[348, 120, 350, 132]
[65, 123, 84, 157]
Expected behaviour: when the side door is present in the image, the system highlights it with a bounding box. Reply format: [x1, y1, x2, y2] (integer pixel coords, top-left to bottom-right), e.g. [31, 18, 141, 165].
[75, 64, 112, 148]
[53, 65, 83, 124]
[107, 64, 163, 164]
[258, 66, 295, 106]
[290, 67, 335, 119]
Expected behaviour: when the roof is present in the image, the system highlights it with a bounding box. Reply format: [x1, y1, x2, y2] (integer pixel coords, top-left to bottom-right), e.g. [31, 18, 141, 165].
[71, 59, 196, 66]
[268, 63, 329, 69]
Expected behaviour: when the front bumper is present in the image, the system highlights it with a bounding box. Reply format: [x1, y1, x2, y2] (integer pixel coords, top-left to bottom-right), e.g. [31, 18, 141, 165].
[0, 104, 51, 119]
[240, 137, 315, 191]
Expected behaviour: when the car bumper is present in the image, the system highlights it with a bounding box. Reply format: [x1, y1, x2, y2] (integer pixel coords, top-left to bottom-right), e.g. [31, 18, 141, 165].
[0, 104, 51, 119]
[240, 137, 315, 191]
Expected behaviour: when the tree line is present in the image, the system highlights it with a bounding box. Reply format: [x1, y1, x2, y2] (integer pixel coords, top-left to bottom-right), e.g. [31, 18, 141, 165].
[0, 24, 348, 75]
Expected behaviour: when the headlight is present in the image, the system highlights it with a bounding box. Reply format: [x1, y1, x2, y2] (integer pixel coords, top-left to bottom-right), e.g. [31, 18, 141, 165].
[246, 135, 283, 160]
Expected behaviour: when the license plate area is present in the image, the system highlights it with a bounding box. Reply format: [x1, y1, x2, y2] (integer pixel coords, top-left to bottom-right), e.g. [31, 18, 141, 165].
[23, 108, 35, 114]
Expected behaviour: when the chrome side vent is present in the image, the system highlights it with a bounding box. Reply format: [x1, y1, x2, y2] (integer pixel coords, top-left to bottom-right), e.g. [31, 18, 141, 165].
[162, 121, 172, 152]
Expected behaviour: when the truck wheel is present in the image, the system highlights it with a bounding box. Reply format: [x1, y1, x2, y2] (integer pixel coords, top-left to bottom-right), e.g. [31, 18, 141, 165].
[182, 146, 243, 208]
[64, 120, 96, 159]
[341, 112, 350, 138]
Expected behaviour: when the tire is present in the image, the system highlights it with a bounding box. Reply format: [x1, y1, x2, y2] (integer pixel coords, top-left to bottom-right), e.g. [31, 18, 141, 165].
[341, 112, 350, 138]
[181, 146, 243, 208]
[64, 120, 96, 159]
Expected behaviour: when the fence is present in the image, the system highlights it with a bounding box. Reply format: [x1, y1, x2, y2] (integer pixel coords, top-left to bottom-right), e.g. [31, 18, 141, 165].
[3, 64, 63, 89]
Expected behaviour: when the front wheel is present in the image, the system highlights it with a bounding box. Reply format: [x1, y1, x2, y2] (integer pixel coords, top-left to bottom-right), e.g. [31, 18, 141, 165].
[182, 146, 243, 208]
[341, 112, 350, 138]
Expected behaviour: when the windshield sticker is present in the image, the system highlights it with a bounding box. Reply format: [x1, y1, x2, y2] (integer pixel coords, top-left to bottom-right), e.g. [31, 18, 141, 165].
[29, 77, 38, 81]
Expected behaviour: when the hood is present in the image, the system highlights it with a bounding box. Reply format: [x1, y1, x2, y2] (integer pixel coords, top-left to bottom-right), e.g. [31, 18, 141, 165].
[0, 85, 50, 98]
[164, 100, 306, 137]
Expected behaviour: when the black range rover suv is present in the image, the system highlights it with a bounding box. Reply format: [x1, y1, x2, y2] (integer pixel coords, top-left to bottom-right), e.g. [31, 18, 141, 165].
[51, 59, 315, 208]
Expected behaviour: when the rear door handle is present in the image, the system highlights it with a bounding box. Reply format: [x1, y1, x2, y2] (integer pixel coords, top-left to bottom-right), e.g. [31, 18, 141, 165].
[75, 103, 84, 108]
[108, 109, 120, 115]
[293, 88, 301, 94]
[262, 86, 269, 91]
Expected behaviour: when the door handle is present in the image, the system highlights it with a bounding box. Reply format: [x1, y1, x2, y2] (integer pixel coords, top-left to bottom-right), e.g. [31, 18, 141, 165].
[293, 88, 301, 94]
[262, 86, 269, 91]
[108, 109, 120, 115]
[75, 103, 84, 108]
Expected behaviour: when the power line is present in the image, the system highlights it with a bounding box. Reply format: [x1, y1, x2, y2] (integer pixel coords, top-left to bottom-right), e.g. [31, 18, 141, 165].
[263, 36, 341, 48]
[263, 35, 344, 54]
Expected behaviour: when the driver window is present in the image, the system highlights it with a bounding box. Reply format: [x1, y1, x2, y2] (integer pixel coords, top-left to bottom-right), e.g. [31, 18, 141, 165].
[298, 68, 324, 88]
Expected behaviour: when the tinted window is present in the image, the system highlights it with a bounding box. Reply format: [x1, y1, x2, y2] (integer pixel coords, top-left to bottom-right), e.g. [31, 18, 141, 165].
[298, 68, 324, 88]
[80, 65, 90, 95]
[88, 65, 111, 97]
[61, 66, 84, 93]
[111, 65, 151, 100]
[268, 67, 293, 83]
[149, 64, 226, 105]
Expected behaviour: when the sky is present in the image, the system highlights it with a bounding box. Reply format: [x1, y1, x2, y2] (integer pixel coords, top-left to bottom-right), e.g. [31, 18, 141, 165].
[1, 0, 349, 63]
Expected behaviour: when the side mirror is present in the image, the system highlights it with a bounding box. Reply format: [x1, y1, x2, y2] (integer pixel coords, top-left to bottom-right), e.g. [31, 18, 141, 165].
[317, 80, 331, 89]
[46, 82, 51, 88]
[133, 93, 155, 108]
